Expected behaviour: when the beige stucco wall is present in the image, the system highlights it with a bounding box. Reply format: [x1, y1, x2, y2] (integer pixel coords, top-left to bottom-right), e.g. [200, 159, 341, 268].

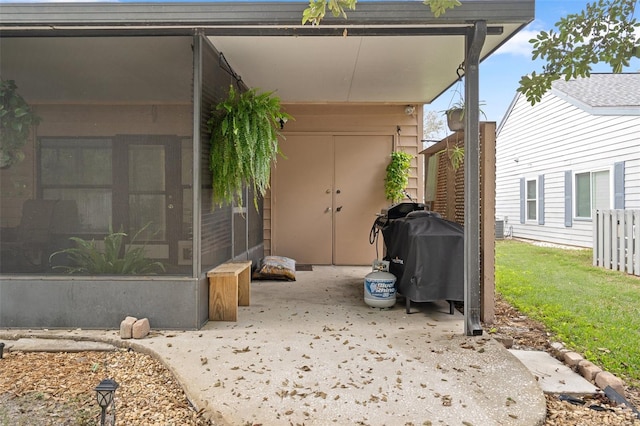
[263, 103, 424, 257]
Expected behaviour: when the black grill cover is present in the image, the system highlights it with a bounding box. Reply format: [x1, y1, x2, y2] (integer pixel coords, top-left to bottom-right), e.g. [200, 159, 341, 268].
[382, 212, 464, 303]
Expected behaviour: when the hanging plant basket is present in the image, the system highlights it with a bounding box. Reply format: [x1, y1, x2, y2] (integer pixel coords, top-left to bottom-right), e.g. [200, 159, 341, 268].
[384, 151, 413, 203]
[207, 85, 292, 209]
[0, 79, 41, 169]
[446, 108, 465, 132]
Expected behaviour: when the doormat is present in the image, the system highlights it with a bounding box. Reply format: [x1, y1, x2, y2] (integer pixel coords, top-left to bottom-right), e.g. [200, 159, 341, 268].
[296, 264, 313, 271]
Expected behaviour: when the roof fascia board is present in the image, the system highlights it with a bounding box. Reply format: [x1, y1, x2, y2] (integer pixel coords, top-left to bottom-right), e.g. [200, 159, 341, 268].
[0, 25, 505, 38]
[0, 1, 535, 28]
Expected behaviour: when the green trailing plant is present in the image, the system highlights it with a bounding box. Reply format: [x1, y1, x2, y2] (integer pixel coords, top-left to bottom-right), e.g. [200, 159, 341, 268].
[207, 85, 292, 209]
[438, 142, 465, 171]
[50, 223, 165, 275]
[0, 79, 41, 168]
[384, 151, 413, 203]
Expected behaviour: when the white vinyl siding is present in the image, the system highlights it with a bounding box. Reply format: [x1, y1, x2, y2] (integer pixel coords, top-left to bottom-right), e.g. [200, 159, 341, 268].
[496, 88, 640, 248]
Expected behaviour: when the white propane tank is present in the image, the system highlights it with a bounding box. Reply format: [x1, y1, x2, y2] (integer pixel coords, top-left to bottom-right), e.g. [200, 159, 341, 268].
[364, 260, 397, 308]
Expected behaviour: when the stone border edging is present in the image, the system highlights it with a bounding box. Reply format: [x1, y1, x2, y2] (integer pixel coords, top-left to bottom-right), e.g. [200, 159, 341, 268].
[547, 341, 627, 397]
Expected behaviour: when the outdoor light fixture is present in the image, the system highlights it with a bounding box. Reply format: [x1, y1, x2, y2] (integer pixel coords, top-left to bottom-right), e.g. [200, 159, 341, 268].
[404, 105, 416, 115]
[95, 378, 119, 426]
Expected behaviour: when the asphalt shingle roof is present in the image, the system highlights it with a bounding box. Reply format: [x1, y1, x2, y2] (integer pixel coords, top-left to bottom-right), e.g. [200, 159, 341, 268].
[552, 73, 640, 109]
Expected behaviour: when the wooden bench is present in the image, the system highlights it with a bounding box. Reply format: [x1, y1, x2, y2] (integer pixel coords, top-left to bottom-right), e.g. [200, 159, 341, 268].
[207, 261, 252, 321]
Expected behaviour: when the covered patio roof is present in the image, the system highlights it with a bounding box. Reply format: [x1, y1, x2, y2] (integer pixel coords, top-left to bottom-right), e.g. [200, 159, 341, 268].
[0, 1, 535, 104]
[0, 0, 535, 336]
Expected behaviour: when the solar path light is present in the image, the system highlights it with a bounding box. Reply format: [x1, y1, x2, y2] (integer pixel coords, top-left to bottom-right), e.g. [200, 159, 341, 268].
[95, 378, 119, 425]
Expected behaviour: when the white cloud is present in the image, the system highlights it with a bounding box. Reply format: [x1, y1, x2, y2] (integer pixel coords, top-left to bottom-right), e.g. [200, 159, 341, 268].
[494, 29, 539, 58]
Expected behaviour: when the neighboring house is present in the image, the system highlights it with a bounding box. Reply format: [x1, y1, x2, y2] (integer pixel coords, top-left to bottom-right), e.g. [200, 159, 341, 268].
[0, 1, 533, 329]
[495, 73, 640, 248]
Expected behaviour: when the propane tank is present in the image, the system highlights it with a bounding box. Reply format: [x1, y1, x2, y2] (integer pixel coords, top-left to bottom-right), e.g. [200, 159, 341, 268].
[364, 260, 397, 308]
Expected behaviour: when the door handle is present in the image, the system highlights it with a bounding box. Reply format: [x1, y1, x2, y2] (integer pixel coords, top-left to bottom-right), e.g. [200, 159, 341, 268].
[325, 207, 332, 213]
[336, 206, 343, 212]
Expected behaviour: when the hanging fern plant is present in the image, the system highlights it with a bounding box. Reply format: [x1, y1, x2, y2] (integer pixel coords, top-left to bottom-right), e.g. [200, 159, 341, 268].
[207, 85, 292, 208]
[384, 151, 413, 203]
[0, 79, 41, 169]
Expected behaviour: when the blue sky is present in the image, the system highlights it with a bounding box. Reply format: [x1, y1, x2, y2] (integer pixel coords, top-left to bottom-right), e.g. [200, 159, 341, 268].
[426, 0, 640, 132]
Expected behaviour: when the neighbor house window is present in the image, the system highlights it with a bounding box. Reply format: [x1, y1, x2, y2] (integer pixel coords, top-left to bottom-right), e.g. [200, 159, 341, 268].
[526, 178, 537, 221]
[575, 170, 610, 219]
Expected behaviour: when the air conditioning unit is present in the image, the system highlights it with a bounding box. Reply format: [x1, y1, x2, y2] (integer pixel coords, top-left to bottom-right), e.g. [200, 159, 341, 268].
[495, 219, 505, 240]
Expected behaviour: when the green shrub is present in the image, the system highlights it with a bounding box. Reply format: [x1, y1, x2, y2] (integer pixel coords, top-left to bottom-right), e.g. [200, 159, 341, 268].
[50, 224, 165, 275]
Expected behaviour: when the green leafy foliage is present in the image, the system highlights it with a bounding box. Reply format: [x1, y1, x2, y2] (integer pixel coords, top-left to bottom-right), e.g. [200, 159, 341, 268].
[518, 0, 640, 105]
[207, 85, 292, 209]
[302, 0, 460, 25]
[384, 151, 413, 203]
[437, 144, 465, 171]
[422, 0, 461, 18]
[302, 0, 357, 25]
[0, 79, 41, 168]
[50, 224, 165, 275]
[496, 240, 640, 385]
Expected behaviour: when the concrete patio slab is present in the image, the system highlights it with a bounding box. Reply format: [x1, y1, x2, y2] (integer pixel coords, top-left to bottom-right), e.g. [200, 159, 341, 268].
[509, 349, 600, 395]
[1, 266, 547, 425]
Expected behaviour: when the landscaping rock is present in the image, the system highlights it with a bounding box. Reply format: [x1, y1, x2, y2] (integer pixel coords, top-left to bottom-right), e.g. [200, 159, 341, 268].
[120, 316, 137, 339]
[132, 318, 150, 339]
[563, 351, 583, 367]
[595, 371, 626, 396]
[578, 360, 602, 381]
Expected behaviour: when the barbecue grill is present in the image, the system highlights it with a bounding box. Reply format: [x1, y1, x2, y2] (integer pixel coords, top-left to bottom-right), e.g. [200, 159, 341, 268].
[375, 203, 464, 314]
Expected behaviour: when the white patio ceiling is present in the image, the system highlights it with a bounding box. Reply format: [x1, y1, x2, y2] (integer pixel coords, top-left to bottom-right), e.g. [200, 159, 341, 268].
[209, 25, 524, 104]
[0, 1, 535, 105]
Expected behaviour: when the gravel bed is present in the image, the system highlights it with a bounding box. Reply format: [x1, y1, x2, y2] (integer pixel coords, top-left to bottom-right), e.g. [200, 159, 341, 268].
[0, 350, 210, 425]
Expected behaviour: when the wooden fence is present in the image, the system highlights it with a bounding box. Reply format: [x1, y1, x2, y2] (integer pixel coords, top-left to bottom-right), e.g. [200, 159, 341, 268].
[593, 209, 640, 276]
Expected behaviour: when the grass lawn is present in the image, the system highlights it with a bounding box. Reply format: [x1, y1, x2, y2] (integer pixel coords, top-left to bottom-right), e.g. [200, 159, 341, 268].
[495, 240, 640, 386]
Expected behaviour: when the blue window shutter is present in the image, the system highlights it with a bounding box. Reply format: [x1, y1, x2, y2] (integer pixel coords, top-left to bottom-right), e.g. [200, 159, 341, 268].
[564, 170, 572, 227]
[520, 177, 525, 224]
[614, 161, 625, 209]
[538, 174, 545, 225]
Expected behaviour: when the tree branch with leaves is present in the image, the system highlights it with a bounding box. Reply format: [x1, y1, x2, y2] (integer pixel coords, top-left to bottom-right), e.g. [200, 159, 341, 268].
[302, 0, 460, 25]
[518, 0, 640, 105]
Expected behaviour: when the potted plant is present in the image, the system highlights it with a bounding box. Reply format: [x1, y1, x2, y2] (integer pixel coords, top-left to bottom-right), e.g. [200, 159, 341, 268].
[0, 79, 41, 168]
[443, 99, 487, 132]
[384, 151, 413, 203]
[207, 85, 292, 209]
